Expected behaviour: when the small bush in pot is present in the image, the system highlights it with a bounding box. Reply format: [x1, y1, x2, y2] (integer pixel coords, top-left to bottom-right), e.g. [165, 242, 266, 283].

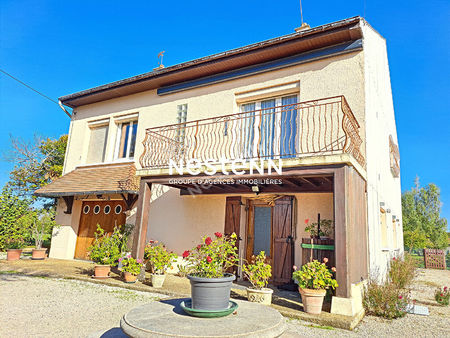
[88, 225, 121, 278]
[120, 255, 143, 283]
[144, 240, 177, 288]
[182, 232, 238, 311]
[21, 208, 59, 260]
[5, 238, 25, 261]
[292, 258, 338, 314]
[242, 251, 273, 305]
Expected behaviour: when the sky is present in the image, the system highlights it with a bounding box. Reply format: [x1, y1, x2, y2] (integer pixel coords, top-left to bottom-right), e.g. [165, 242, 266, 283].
[0, 1, 449, 222]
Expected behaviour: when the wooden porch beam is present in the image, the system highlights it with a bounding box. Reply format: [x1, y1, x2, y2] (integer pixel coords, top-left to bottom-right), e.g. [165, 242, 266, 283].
[299, 177, 319, 188]
[62, 196, 74, 214]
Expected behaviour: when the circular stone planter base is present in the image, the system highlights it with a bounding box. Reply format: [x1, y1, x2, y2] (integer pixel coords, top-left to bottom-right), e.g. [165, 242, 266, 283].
[181, 300, 238, 318]
[30, 257, 45, 260]
[120, 298, 286, 338]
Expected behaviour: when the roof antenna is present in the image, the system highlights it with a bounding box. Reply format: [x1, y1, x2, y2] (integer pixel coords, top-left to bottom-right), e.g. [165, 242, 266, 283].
[154, 51, 165, 71]
[295, 0, 310, 32]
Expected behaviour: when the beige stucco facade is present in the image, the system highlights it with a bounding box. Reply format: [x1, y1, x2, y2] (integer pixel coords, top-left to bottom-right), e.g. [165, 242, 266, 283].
[48, 18, 403, 317]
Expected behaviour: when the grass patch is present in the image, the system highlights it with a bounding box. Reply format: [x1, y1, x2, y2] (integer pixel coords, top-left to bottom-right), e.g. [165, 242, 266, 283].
[306, 324, 334, 330]
[0, 270, 20, 275]
[419, 280, 440, 288]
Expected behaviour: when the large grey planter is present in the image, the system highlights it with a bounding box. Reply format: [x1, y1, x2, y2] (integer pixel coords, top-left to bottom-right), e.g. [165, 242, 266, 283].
[187, 273, 236, 311]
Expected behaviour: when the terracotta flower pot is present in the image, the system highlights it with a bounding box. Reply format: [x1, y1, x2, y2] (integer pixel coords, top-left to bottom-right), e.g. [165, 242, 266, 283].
[31, 248, 47, 260]
[246, 287, 273, 305]
[299, 288, 326, 314]
[6, 249, 22, 261]
[151, 273, 166, 288]
[123, 271, 138, 283]
[94, 265, 111, 278]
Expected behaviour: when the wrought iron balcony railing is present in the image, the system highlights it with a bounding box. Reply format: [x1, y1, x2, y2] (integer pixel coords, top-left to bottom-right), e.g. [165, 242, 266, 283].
[139, 96, 365, 170]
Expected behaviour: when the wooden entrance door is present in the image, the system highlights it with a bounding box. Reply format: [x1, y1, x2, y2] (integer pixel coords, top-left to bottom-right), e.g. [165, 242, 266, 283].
[74, 200, 127, 260]
[246, 196, 294, 285]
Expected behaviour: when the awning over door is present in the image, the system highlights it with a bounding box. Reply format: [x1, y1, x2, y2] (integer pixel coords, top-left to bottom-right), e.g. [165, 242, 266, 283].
[34, 162, 139, 197]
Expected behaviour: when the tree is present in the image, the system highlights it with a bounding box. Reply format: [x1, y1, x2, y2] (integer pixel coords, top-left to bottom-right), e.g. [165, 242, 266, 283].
[4, 134, 67, 198]
[0, 185, 31, 250]
[402, 178, 448, 251]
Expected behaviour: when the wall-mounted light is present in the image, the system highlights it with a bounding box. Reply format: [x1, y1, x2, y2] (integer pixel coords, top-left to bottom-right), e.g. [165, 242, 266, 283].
[380, 202, 385, 207]
[251, 185, 260, 194]
[386, 209, 391, 213]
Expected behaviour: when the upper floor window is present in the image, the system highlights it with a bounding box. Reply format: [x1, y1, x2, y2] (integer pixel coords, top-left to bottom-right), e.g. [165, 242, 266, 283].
[87, 124, 109, 163]
[115, 120, 138, 159]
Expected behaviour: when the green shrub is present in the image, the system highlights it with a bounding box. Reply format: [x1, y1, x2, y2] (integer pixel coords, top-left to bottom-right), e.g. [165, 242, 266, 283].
[389, 254, 416, 289]
[292, 258, 338, 290]
[88, 225, 122, 266]
[242, 251, 272, 290]
[120, 255, 144, 276]
[144, 240, 177, 275]
[363, 281, 410, 319]
[435, 286, 449, 306]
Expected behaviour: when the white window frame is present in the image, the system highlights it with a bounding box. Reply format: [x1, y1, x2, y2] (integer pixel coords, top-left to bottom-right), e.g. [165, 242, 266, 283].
[114, 120, 138, 160]
[239, 94, 299, 158]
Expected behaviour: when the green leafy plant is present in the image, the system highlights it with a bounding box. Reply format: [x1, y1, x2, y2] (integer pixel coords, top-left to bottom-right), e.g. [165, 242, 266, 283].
[242, 251, 272, 289]
[182, 232, 238, 278]
[18, 208, 59, 249]
[4, 238, 25, 249]
[304, 218, 334, 238]
[363, 281, 410, 319]
[292, 258, 338, 290]
[144, 240, 177, 274]
[0, 185, 31, 250]
[87, 225, 122, 266]
[435, 286, 449, 306]
[388, 254, 416, 289]
[176, 263, 192, 277]
[120, 254, 144, 276]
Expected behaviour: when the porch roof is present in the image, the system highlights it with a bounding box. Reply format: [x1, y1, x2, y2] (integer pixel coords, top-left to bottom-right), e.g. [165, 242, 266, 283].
[34, 163, 139, 197]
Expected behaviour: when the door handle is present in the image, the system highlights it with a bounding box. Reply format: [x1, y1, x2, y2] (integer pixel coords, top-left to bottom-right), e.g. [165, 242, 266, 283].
[287, 235, 293, 243]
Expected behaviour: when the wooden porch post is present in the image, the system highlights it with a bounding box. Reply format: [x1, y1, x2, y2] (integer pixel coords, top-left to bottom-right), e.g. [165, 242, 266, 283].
[333, 165, 369, 298]
[131, 179, 152, 260]
[333, 166, 350, 298]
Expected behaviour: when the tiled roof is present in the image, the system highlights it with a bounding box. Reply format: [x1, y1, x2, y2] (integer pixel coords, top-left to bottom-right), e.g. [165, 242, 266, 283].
[34, 163, 139, 197]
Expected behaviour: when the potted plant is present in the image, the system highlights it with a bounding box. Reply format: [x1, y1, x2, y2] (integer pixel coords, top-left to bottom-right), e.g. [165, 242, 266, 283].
[87, 225, 121, 278]
[29, 209, 58, 260]
[120, 254, 144, 283]
[5, 238, 25, 261]
[304, 219, 334, 239]
[292, 258, 338, 314]
[144, 240, 177, 288]
[182, 232, 238, 311]
[242, 251, 273, 305]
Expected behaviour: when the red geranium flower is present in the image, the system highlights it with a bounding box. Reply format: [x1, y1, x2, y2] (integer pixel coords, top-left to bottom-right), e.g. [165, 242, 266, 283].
[214, 232, 223, 238]
[398, 295, 402, 299]
[205, 237, 212, 245]
[206, 256, 212, 263]
[182, 250, 190, 258]
[304, 219, 309, 224]
[444, 286, 448, 291]
[393, 257, 396, 260]
[197, 244, 202, 249]
[441, 293, 444, 297]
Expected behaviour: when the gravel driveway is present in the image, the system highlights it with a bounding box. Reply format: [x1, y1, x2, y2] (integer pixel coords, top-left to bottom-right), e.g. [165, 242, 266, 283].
[0, 274, 163, 337]
[1, 269, 449, 338]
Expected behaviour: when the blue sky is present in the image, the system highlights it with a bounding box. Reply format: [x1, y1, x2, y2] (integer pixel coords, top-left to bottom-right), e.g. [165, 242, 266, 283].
[1, 1, 449, 222]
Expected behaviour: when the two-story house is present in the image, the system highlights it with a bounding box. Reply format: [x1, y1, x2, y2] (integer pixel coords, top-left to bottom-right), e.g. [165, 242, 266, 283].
[36, 16, 403, 317]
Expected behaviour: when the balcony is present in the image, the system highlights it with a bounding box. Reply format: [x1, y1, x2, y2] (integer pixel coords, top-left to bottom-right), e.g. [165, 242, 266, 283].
[139, 96, 365, 171]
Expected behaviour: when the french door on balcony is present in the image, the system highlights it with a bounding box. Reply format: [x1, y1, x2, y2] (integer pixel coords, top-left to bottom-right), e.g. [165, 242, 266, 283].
[241, 95, 298, 160]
